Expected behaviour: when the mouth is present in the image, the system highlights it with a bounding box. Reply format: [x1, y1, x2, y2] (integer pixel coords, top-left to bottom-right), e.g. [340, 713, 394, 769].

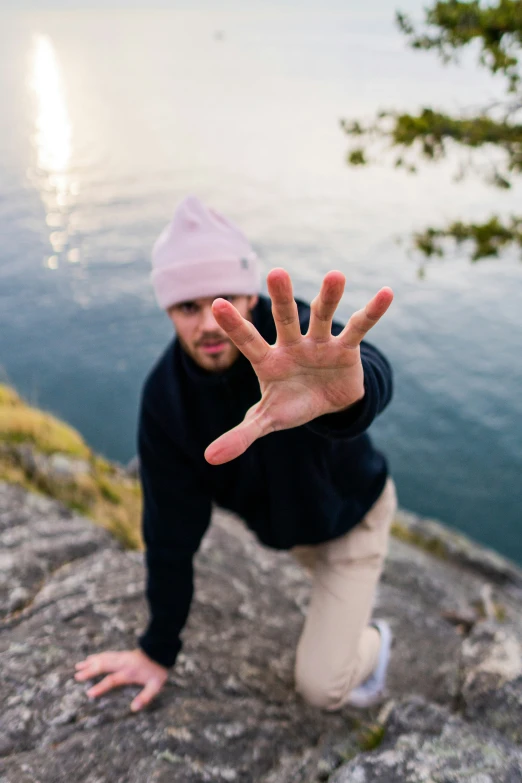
[199, 341, 228, 355]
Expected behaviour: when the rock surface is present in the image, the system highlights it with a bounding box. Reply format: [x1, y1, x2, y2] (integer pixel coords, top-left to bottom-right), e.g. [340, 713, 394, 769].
[0, 483, 112, 618]
[329, 697, 522, 783]
[1, 479, 522, 782]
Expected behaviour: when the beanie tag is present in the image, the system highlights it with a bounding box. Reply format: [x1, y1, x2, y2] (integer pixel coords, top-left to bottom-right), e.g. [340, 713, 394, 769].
[240, 257, 249, 269]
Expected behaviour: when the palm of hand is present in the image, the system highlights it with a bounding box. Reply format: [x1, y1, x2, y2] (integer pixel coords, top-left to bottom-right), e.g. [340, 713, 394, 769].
[204, 269, 392, 465]
[251, 338, 364, 432]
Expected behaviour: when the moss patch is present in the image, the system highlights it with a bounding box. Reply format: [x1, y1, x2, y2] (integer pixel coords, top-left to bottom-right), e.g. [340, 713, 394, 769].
[391, 520, 449, 560]
[356, 722, 386, 752]
[97, 478, 122, 505]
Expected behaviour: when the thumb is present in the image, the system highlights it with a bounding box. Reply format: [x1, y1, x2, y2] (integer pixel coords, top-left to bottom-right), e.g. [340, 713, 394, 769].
[130, 679, 162, 713]
[204, 406, 268, 465]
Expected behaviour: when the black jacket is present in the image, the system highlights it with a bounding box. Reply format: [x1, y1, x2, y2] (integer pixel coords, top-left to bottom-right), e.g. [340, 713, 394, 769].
[137, 295, 393, 668]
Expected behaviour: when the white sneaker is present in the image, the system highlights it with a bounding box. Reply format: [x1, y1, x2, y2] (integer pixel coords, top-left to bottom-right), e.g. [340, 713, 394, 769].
[345, 619, 392, 708]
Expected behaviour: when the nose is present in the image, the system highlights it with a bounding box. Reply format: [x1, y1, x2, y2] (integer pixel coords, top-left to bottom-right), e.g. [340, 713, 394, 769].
[201, 304, 220, 332]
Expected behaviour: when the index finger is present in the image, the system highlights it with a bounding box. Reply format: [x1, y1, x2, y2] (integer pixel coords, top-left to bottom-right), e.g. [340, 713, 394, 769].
[131, 680, 163, 712]
[87, 671, 129, 699]
[337, 287, 393, 348]
[211, 298, 270, 364]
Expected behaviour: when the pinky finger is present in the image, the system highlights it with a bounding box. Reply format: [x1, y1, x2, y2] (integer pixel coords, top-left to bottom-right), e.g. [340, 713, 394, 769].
[338, 287, 393, 348]
[130, 680, 162, 713]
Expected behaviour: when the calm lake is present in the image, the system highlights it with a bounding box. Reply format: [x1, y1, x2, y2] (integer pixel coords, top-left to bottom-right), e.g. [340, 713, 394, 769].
[1, 1, 521, 563]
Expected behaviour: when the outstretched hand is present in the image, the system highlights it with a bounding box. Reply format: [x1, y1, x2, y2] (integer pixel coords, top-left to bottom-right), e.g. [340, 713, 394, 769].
[204, 268, 393, 465]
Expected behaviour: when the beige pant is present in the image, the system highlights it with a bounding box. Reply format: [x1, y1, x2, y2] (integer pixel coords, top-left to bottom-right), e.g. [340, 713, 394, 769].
[291, 476, 397, 711]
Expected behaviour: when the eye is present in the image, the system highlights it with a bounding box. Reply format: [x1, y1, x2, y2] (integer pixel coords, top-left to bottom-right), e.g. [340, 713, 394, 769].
[178, 301, 199, 315]
[221, 295, 238, 303]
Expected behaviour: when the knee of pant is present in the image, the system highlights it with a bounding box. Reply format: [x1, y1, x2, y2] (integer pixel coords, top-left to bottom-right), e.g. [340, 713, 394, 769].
[294, 664, 342, 711]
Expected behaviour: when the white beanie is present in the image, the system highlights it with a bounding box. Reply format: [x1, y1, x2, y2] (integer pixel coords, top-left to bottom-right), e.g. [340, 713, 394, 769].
[151, 195, 261, 310]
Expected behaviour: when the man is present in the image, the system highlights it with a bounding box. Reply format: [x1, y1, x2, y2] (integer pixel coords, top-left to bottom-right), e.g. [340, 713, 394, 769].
[75, 195, 397, 714]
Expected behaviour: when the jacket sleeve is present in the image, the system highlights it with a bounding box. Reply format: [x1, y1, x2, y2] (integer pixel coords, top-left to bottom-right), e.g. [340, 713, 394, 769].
[136, 391, 211, 668]
[300, 304, 393, 439]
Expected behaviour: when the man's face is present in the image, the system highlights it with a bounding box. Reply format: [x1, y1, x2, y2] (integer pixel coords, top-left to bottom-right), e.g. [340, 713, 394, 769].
[167, 294, 259, 372]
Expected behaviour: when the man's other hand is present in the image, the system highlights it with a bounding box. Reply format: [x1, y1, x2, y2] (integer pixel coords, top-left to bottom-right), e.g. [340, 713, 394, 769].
[74, 648, 168, 712]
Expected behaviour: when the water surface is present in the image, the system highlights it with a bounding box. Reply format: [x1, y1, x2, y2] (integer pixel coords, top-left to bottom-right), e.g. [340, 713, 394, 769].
[1, 3, 521, 562]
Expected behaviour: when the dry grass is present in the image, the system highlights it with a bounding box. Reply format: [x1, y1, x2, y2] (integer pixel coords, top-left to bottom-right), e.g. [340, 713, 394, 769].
[0, 383, 143, 550]
[0, 389, 90, 457]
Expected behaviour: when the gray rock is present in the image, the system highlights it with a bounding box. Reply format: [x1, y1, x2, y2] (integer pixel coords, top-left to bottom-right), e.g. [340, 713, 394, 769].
[0, 482, 115, 619]
[460, 621, 522, 744]
[47, 453, 91, 479]
[1, 480, 522, 782]
[394, 508, 522, 589]
[126, 455, 140, 478]
[330, 697, 522, 782]
[10, 444, 92, 483]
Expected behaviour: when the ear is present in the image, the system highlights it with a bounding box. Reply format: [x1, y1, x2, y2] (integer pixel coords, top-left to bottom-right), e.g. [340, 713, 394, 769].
[248, 294, 259, 310]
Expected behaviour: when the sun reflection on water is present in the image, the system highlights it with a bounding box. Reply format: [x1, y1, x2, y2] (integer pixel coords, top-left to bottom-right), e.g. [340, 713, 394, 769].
[28, 34, 80, 269]
[31, 34, 71, 173]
